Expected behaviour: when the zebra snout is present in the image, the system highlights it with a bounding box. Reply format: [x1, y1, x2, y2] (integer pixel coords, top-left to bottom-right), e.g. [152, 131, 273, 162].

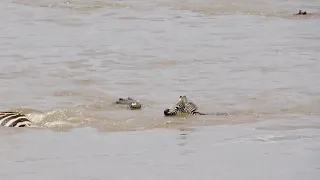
[164, 109, 171, 116]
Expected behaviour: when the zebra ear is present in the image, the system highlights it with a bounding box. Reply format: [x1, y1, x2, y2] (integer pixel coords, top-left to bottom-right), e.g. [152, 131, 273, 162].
[179, 95, 188, 105]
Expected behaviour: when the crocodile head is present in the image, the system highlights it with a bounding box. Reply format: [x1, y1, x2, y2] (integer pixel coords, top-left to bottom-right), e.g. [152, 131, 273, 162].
[115, 97, 142, 110]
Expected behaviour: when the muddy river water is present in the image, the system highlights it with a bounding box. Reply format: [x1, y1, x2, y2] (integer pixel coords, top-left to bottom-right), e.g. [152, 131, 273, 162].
[0, 0, 320, 179]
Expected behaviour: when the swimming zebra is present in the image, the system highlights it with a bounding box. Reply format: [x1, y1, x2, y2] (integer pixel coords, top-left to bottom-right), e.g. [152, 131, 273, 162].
[0, 111, 32, 127]
[164, 95, 230, 117]
[294, 10, 308, 15]
[164, 96, 207, 116]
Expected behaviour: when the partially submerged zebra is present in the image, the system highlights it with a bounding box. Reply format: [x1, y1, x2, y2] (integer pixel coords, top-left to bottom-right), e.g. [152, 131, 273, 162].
[164, 95, 230, 117]
[164, 96, 207, 116]
[0, 111, 32, 127]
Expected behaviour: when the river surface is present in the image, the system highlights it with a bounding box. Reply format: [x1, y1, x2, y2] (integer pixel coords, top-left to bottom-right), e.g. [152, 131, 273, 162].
[1, 0, 320, 179]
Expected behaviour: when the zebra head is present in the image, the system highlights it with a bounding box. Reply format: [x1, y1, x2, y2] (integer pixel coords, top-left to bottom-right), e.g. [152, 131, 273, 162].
[164, 95, 197, 116]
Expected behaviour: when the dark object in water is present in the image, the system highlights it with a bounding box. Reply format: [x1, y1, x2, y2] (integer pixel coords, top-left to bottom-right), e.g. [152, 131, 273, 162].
[294, 10, 307, 15]
[114, 97, 142, 110]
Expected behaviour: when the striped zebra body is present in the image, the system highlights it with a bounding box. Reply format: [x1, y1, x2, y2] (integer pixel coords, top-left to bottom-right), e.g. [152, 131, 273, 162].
[0, 112, 32, 127]
[164, 96, 207, 116]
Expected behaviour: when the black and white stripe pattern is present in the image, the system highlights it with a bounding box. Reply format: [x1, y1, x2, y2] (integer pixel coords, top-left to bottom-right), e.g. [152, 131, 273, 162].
[0, 112, 32, 127]
[164, 96, 207, 116]
[164, 97, 187, 116]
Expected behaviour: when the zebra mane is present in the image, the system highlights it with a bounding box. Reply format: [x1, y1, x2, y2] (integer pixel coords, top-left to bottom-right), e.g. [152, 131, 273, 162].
[178, 95, 188, 106]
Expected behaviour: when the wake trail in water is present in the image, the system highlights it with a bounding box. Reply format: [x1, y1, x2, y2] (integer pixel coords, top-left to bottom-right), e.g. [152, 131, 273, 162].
[3, 98, 318, 132]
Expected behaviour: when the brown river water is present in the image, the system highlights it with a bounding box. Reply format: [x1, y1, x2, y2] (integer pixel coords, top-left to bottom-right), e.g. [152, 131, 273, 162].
[1, 0, 320, 179]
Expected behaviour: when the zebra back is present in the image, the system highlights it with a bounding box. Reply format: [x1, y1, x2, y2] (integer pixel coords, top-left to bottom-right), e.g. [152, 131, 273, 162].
[0, 112, 32, 127]
[183, 101, 198, 114]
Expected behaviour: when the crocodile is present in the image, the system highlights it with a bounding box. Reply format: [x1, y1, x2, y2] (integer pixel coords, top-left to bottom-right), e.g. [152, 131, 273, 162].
[114, 97, 142, 110]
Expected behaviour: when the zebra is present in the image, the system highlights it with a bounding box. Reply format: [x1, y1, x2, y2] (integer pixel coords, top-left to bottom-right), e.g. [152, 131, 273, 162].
[164, 96, 207, 116]
[294, 10, 308, 15]
[0, 111, 32, 127]
[164, 95, 231, 117]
